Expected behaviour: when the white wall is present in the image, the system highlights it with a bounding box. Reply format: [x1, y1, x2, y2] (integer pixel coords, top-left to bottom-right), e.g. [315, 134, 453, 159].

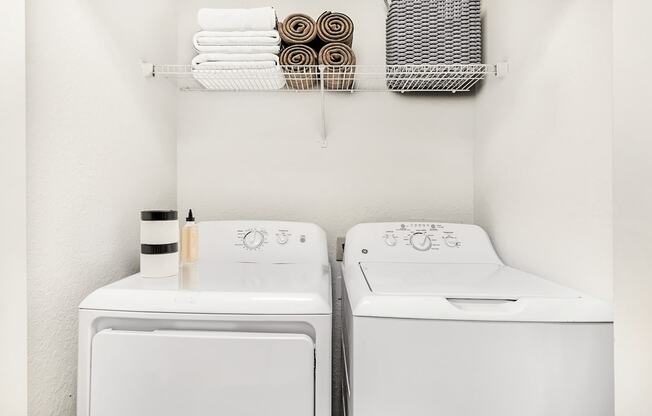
[177, 0, 476, 255]
[475, 0, 613, 300]
[26, 0, 177, 414]
[0, 0, 28, 414]
[613, 0, 652, 413]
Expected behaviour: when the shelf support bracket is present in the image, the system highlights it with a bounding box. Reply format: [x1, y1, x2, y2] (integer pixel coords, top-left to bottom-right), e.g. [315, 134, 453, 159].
[319, 65, 328, 148]
[495, 60, 509, 78]
[141, 61, 155, 78]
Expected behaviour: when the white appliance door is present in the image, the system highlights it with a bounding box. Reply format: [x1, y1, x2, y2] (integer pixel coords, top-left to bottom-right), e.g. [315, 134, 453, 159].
[89, 329, 314, 416]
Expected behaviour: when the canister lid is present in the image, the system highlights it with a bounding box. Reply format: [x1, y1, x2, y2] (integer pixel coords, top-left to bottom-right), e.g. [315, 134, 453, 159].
[141, 210, 178, 221]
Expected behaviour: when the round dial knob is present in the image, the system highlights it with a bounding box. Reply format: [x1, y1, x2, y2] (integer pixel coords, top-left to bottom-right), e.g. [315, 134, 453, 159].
[410, 232, 432, 251]
[277, 234, 289, 245]
[444, 235, 459, 247]
[243, 230, 265, 249]
[384, 234, 397, 246]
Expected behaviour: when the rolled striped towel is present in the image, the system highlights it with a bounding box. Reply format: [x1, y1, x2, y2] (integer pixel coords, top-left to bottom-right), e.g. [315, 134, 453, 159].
[280, 45, 319, 90]
[318, 42, 356, 90]
[316, 11, 354, 46]
[278, 13, 317, 45]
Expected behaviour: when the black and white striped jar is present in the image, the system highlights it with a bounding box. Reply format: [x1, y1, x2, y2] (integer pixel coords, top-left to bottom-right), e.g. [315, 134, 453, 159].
[140, 210, 179, 278]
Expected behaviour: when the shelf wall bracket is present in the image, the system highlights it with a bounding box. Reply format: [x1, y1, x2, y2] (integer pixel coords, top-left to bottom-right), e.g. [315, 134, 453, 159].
[142, 61, 155, 78]
[495, 60, 510, 78]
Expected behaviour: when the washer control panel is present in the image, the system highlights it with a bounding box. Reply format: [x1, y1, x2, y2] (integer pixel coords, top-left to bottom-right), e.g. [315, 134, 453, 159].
[344, 222, 502, 266]
[382, 223, 461, 252]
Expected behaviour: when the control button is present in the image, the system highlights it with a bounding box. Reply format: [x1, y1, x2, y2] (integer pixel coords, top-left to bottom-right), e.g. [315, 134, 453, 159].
[409, 232, 432, 251]
[243, 230, 265, 249]
[277, 234, 289, 245]
[384, 234, 397, 246]
[444, 235, 459, 247]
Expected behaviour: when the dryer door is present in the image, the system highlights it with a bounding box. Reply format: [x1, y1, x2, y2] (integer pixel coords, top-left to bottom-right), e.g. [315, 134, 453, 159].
[89, 329, 314, 416]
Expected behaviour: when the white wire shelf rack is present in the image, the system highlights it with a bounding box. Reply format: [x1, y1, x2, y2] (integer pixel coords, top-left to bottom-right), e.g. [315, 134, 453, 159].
[144, 62, 507, 148]
[147, 63, 500, 93]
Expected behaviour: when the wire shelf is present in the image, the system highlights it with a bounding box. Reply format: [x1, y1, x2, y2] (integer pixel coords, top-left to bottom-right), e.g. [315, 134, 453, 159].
[151, 64, 496, 93]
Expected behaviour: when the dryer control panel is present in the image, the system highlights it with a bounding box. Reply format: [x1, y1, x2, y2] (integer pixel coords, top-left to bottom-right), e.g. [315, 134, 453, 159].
[343, 222, 502, 267]
[236, 227, 297, 250]
[198, 221, 328, 265]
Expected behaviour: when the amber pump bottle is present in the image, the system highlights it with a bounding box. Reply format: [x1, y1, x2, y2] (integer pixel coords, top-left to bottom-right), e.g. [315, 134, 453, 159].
[181, 209, 198, 264]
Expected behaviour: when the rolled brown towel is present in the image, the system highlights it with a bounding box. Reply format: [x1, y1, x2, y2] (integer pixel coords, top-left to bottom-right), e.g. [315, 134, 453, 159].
[318, 42, 356, 90]
[279, 13, 317, 45]
[280, 45, 319, 90]
[316, 11, 354, 46]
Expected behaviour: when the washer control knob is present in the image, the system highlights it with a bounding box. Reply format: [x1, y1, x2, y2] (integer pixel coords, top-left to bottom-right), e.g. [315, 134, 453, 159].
[243, 230, 265, 249]
[410, 232, 432, 251]
[444, 235, 459, 247]
[384, 234, 397, 246]
[277, 234, 289, 245]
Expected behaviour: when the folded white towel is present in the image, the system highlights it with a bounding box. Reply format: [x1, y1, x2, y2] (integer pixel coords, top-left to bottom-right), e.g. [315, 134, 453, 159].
[194, 45, 281, 54]
[193, 30, 281, 54]
[192, 53, 280, 68]
[193, 61, 278, 70]
[193, 31, 281, 47]
[192, 66, 286, 91]
[198, 7, 277, 32]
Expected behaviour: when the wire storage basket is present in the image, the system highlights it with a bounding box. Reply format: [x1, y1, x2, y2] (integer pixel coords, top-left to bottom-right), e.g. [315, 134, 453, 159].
[386, 0, 482, 90]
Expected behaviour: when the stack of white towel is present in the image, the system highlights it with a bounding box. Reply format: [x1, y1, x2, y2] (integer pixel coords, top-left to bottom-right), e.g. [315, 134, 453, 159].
[191, 7, 286, 90]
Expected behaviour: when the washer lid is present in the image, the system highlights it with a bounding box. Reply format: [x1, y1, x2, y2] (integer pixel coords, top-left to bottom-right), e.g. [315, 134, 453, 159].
[360, 262, 580, 299]
[80, 262, 332, 315]
[345, 262, 613, 322]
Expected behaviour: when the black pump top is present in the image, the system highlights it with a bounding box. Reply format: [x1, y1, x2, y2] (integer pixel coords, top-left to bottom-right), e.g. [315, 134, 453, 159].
[186, 209, 195, 222]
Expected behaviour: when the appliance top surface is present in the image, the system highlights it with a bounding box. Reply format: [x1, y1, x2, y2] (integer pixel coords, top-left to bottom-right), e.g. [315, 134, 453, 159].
[360, 262, 580, 299]
[342, 222, 613, 322]
[80, 262, 332, 315]
[79, 220, 332, 315]
[110, 262, 330, 295]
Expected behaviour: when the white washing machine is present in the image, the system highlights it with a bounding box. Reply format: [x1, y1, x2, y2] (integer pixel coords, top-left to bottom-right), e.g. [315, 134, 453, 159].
[341, 222, 613, 416]
[77, 221, 331, 416]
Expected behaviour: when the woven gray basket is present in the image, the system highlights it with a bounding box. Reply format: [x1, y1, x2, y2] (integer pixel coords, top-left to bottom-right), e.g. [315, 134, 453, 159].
[386, 0, 481, 89]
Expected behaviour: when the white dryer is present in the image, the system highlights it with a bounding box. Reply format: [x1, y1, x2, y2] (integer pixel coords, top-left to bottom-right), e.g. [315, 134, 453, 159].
[341, 222, 613, 416]
[77, 221, 331, 416]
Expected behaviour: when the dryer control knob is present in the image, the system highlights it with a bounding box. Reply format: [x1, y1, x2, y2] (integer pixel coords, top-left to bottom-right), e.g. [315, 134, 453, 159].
[410, 232, 432, 251]
[243, 230, 265, 249]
